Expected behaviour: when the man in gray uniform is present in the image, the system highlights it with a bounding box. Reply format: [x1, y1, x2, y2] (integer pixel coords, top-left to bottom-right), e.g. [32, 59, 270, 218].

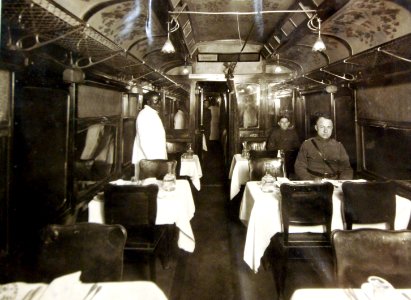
[294, 114, 353, 180]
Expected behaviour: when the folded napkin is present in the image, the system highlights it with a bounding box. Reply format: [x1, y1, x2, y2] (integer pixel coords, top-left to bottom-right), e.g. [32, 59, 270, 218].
[142, 177, 158, 186]
[109, 179, 136, 185]
[361, 276, 405, 300]
[40, 272, 93, 300]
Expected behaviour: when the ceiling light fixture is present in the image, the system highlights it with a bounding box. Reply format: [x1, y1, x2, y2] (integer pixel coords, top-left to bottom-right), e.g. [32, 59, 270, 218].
[274, 54, 282, 73]
[182, 55, 189, 74]
[308, 15, 326, 52]
[161, 18, 179, 54]
[182, 65, 189, 74]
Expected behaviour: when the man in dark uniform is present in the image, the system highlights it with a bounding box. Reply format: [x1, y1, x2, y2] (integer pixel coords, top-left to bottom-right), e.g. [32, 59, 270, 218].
[294, 114, 353, 180]
[266, 115, 300, 151]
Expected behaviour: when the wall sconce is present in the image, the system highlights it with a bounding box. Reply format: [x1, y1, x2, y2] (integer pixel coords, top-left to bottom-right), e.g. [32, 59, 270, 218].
[308, 15, 326, 52]
[161, 18, 179, 54]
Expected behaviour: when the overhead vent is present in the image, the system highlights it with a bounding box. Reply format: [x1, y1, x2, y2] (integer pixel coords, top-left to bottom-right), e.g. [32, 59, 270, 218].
[281, 19, 297, 36]
[197, 53, 260, 62]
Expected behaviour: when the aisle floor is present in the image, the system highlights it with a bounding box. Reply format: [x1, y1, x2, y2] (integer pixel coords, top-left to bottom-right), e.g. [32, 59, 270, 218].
[123, 143, 277, 299]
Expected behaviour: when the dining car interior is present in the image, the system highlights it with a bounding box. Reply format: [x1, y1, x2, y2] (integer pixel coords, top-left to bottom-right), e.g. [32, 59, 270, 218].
[1, 0, 411, 299]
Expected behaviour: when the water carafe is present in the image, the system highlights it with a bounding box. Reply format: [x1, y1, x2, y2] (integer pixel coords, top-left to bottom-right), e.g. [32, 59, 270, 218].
[241, 141, 250, 159]
[186, 143, 194, 159]
[261, 162, 275, 193]
[163, 161, 176, 191]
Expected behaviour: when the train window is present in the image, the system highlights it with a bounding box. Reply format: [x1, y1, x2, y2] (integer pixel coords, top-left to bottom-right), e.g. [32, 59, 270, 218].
[74, 120, 118, 196]
[363, 125, 411, 180]
[236, 83, 260, 129]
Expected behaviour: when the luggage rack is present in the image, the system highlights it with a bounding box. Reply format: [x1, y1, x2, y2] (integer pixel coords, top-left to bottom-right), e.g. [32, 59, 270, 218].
[1, 0, 189, 97]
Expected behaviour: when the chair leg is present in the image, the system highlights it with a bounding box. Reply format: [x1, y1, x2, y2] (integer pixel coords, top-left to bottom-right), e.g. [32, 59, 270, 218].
[279, 249, 289, 300]
[149, 255, 156, 282]
[159, 225, 174, 270]
[271, 244, 288, 300]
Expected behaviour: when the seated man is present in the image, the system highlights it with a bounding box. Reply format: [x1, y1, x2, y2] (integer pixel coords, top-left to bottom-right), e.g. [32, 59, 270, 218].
[266, 115, 300, 151]
[294, 114, 353, 180]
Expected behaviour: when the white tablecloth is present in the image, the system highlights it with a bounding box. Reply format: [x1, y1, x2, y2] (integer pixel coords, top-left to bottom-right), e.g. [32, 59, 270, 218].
[291, 288, 411, 300]
[0, 272, 168, 300]
[180, 154, 203, 191]
[228, 154, 250, 199]
[240, 180, 411, 273]
[88, 179, 196, 253]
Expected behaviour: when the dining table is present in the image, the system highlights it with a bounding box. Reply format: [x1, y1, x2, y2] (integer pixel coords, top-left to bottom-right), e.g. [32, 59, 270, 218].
[179, 154, 203, 191]
[88, 179, 196, 253]
[290, 287, 411, 300]
[240, 179, 411, 273]
[0, 271, 168, 300]
[228, 154, 250, 200]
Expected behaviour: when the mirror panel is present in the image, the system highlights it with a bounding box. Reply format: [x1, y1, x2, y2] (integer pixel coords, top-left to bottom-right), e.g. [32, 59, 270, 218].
[268, 85, 294, 124]
[236, 83, 260, 129]
[164, 96, 190, 132]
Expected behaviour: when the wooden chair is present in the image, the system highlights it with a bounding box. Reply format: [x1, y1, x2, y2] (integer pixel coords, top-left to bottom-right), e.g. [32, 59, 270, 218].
[167, 153, 183, 178]
[248, 150, 279, 159]
[283, 149, 299, 180]
[341, 181, 396, 230]
[104, 183, 167, 281]
[270, 182, 334, 299]
[166, 142, 187, 177]
[249, 157, 285, 180]
[37, 222, 127, 282]
[247, 141, 266, 151]
[139, 159, 177, 180]
[332, 229, 411, 287]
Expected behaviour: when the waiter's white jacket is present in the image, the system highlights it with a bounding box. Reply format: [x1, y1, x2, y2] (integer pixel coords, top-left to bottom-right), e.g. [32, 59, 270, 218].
[132, 105, 167, 168]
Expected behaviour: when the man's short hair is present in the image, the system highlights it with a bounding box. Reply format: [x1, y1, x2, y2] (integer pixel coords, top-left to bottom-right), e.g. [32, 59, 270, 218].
[142, 91, 160, 107]
[278, 115, 290, 121]
[314, 113, 332, 124]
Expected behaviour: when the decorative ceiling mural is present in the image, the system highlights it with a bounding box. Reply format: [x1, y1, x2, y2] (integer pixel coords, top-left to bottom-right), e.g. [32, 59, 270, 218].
[1, 0, 410, 92]
[322, 0, 411, 54]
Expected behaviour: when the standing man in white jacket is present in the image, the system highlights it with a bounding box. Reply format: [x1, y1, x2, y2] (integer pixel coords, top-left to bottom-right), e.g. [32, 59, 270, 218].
[132, 91, 167, 179]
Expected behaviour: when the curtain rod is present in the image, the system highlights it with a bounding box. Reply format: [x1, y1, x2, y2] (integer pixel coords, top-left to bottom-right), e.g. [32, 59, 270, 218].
[169, 10, 316, 16]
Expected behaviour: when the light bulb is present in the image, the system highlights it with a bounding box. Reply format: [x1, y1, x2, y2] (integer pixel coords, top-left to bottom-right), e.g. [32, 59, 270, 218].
[162, 21, 175, 54]
[161, 35, 175, 53]
[182, 65, 189, 75]
[312, 34, 326, 52]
